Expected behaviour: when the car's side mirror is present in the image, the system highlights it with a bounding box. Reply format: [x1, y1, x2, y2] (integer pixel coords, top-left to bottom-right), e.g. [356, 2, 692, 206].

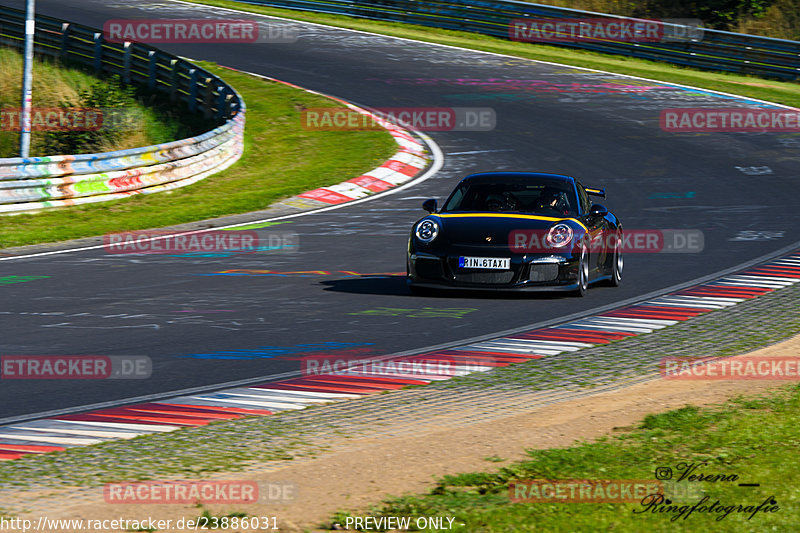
[589, 204, 608, 216]
[422, 199, 438, 213]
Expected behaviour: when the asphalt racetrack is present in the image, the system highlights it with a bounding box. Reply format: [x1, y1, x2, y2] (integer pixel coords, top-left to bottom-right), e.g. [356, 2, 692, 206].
[1, 0, 799, 420]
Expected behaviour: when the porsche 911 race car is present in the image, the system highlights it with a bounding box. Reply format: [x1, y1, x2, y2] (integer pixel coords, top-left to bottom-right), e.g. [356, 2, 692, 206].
[407, 172, 623, 296]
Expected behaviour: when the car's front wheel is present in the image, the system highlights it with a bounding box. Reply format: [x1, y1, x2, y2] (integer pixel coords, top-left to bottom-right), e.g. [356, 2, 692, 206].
[573, 245, 589, 297]
[607, 229, 623, 287]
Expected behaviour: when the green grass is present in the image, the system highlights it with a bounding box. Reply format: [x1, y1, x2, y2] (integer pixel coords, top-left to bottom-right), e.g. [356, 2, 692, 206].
[0, 62, 398, 249]
[0, 47, 199, 157]
[184, 0, 800, 109]
[327, 384, 800, 531]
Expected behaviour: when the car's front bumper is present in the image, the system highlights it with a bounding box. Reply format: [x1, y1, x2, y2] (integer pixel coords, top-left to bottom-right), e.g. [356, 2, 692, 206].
[407, 251, 581, 291]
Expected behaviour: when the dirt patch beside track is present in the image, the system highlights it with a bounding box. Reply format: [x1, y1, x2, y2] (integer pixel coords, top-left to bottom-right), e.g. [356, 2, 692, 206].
[4, 334, 799, 532]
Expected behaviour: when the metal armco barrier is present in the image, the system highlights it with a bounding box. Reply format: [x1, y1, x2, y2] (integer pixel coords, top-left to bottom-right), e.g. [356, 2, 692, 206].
[238, 0, 800, 80]
[0, 6, 244, 214]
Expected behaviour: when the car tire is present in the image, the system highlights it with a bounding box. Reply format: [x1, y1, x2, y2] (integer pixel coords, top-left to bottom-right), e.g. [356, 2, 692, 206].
[606, 229, 623, 287]
[572, 245, 589, 297]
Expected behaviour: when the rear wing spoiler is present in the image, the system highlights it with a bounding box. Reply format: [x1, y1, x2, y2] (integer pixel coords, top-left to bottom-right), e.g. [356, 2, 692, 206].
[585, 187, 606, 198]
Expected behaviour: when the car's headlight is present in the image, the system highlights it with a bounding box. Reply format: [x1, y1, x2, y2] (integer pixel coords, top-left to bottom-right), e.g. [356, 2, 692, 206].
[546, 223, 573, 248]
[415, 219, 439, 243]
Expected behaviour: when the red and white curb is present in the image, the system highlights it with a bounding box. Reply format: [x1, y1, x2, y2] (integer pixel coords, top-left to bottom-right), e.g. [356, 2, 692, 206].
[228, 70, 430, 208]
[1, 252, 799, 460]
[295, 130, 428, 206]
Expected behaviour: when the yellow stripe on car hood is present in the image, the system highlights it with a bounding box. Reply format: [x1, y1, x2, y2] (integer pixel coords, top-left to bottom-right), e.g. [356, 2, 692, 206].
[432, 213, 587, 231]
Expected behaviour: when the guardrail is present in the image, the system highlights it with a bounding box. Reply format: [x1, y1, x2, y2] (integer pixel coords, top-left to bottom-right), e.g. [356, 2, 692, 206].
[0, 6, 245, 214]
[240, 0, 800, 81]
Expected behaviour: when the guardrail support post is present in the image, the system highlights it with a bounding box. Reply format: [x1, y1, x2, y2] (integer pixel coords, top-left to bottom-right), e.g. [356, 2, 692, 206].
[59, 22, 70, 57]
[147, 51, 157, 89]
[170, 59, 179, 102]
[93, 32, 103, 72]
[216, 87, 227, 119]
[188, 68, 198, 113]
[122, 41, 132, 84]
[202, 77, 215, 119]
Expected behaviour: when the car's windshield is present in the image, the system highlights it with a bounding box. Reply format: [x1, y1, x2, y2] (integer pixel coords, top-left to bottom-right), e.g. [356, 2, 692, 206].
[442, 180, 578, 216]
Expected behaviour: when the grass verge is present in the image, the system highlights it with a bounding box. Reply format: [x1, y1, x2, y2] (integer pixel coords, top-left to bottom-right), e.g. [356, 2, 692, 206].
[328, 383, 800, 531]
[184, 0, 800, 108]
[0, 47, 196, 157]
[0, 62, 397, 248]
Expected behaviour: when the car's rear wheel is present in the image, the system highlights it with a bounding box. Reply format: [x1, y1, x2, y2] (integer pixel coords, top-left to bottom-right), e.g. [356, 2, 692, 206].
[573, 245, 589, 297]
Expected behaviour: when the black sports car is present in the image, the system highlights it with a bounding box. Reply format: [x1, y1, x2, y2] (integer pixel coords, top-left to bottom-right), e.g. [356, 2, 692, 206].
[407, 172, 623, 295]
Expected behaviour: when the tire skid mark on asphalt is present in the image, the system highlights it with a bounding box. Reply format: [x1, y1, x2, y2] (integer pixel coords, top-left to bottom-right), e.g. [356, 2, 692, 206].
[2, 252, 799, 459]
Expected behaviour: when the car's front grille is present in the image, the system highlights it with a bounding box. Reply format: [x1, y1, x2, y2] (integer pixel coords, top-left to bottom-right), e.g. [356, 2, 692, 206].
[453, 271, 515, 284]
[528, 264, 559, 282]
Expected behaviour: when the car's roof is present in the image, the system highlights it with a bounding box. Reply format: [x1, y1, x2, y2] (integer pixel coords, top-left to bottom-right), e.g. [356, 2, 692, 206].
[458, 172, 576, 185]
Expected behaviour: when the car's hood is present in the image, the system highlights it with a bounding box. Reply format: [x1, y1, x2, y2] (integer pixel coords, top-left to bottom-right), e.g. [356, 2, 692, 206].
[428, 212, 582, 246]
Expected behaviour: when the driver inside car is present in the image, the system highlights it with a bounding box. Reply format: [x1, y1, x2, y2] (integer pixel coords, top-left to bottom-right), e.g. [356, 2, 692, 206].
[536, 186, 570, 215]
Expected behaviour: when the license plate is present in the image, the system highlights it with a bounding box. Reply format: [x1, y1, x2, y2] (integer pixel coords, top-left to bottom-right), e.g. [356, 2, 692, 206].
[459, 256, 510, 270]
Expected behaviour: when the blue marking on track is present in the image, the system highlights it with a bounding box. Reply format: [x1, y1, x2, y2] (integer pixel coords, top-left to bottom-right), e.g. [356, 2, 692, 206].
[181, 342, 374, 360]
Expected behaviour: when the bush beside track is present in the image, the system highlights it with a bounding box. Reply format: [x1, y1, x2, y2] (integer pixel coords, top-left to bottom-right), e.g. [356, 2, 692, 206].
[0, 63, 397, 249]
